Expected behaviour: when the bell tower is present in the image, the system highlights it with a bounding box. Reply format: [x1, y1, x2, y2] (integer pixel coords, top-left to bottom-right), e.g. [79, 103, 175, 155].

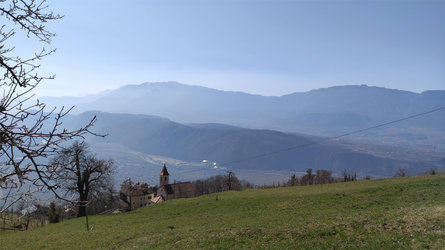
[160, 164, 169, 186]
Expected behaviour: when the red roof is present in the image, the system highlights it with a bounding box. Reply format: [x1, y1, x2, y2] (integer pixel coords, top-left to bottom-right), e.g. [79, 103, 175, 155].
[160, 164, 169, 176]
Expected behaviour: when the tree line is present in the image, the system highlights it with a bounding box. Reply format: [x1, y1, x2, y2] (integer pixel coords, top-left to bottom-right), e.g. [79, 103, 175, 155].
[192, 172, 253, 196]
[285, 169, 356, 187]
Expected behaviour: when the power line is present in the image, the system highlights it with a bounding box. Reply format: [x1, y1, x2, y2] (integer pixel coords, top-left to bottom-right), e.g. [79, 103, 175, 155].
[217, 106, 445, 167]
[167, 106, 445, 174]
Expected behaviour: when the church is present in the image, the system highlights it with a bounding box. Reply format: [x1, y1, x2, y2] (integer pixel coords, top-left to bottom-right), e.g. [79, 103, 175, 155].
[119, 164, 195, 210]
[155, 164, 195, 201]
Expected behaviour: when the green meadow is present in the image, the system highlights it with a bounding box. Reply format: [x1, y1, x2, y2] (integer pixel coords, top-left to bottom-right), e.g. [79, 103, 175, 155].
[1, 176, 444, 249]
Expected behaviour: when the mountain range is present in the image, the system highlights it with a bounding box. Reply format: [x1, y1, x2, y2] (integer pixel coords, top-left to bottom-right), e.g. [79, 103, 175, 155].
[41, 82, 445, 151]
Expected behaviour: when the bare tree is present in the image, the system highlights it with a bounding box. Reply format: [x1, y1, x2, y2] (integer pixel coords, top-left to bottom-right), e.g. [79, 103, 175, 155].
[314, 170, 334, 184]
[342, 169, 357, 182]
[287, 174, 298, 186]
[0, 0, 101, 213]
[87, 185, 118, 215]
[226, 171, 233, 190]
[301, 168, 315, 185]
[48, 141, 114, 217]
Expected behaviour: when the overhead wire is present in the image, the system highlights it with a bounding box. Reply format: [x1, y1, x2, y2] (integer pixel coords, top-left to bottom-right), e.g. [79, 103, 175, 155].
[170, 106, 445, 174]
[219, 106, 445, 167]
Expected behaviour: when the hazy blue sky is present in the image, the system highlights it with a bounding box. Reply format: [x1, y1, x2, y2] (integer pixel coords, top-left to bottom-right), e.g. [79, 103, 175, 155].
[13, 0, 444, 97]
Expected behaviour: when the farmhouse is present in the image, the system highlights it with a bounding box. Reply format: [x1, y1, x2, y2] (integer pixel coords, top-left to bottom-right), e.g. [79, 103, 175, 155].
[119, 182, 154, 210]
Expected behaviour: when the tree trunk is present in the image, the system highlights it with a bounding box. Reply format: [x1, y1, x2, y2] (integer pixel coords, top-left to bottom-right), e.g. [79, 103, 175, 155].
[77, 204, 86, 217]
[77, 194, 88, 217]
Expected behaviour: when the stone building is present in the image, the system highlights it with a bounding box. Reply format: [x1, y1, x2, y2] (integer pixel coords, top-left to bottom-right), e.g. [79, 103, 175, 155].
[119, 182, 154, 211]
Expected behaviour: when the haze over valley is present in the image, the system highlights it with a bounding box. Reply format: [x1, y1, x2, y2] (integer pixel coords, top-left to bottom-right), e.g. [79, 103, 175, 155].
[40, 82, 445, 185]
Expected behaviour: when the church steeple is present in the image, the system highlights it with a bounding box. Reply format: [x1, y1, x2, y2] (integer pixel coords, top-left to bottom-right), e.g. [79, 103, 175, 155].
[160, 164, 169, 186]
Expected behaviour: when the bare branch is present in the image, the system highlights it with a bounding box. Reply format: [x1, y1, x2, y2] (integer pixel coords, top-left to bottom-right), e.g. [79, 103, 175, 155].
[0, 0, 101, 213]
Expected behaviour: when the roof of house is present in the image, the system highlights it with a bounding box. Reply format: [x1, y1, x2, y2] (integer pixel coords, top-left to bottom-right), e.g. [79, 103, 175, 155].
[122, 183, 153, 197]
[129, 188, 152, 197]
[151, 196, 164, 204]
[160, 164, 169, 176]
[161, 182, 195, 195]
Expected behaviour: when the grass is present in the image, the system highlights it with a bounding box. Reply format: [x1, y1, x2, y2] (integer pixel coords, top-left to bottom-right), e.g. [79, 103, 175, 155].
[1, 176, 444, 249]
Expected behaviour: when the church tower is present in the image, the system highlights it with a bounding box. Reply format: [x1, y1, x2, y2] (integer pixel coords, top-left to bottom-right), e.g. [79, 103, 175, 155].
[160, 164, 169, 186]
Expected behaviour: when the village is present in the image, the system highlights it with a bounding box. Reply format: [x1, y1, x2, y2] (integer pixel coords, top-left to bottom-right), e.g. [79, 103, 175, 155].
[119, 165, 195, 211]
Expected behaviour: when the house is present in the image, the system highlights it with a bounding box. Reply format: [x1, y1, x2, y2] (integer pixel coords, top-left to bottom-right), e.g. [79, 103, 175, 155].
[154, 164, 195, 201]
[119, 182, 155, 211]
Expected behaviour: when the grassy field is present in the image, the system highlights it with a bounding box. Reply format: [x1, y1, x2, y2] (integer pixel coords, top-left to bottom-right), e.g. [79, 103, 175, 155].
[1, 176, 444, 249]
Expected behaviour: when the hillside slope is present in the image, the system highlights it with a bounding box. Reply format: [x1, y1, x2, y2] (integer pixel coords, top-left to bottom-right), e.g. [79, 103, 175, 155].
[2, 176, 444, 249]
[60, 111, 445, 177]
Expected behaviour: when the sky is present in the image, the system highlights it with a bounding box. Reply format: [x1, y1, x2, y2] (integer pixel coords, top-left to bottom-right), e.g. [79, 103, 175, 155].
[10, 0, 445, 97]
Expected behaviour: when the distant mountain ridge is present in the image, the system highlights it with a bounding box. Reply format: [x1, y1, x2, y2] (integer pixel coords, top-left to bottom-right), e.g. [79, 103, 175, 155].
[41, 82, 445, 150]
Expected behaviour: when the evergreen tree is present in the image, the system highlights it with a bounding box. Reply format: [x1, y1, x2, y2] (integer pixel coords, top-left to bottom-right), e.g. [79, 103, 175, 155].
[48, 202, 60, 224]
